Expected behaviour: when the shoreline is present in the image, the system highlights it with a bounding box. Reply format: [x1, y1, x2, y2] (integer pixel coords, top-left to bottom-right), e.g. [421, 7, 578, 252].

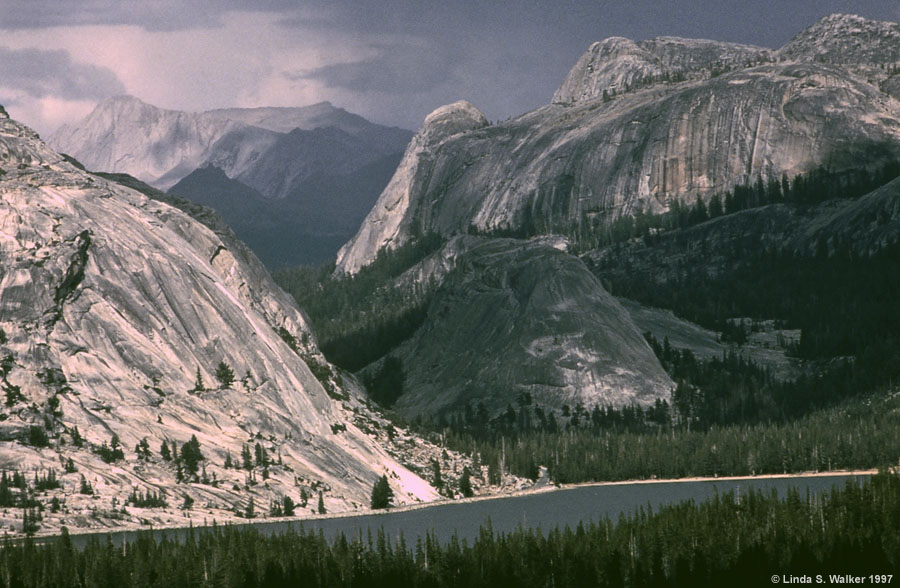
[29, 468, 879, 542]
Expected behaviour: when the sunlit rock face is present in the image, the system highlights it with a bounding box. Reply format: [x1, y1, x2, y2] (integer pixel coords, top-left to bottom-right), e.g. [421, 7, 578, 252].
[0, 107, 436, 528]
[335, 100, 489, 275]
[336, 15, 900, 276]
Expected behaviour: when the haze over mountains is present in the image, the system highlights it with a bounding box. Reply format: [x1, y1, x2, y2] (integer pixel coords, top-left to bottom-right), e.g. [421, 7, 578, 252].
[49, 97, 413, 267]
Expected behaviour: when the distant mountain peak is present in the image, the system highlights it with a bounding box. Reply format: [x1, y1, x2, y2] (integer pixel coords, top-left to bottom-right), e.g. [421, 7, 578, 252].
[105, 94, 148, 105]
[48, 97, 412, 190]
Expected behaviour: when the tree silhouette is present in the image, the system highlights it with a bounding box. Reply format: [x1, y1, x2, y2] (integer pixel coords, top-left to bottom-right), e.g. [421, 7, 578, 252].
[370, 474, 394, 509]
[215, 361, 235, 388]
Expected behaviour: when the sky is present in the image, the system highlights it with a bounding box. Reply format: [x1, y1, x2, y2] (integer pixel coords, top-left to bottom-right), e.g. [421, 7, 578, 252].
[1, 0, 899, 136]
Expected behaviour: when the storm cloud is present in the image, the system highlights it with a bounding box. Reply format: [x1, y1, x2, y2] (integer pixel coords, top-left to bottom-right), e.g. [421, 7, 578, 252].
[1, 0, 898, 135]
[297, 42, 462, 95]
[0, 0, 304, 31]
[0, 46, 126, 100]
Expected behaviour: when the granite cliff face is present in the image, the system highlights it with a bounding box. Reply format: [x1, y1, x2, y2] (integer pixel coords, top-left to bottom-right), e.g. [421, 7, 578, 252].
[336, 14, 900, 276]
[382, 238, 672, 417]
[336, 101, 489, 274]
[0, 108, 439, 533]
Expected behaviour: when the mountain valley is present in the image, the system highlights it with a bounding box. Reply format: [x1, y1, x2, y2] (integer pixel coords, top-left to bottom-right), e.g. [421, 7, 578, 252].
[48, 97, 412, 267]
[2, 12, 900, 542]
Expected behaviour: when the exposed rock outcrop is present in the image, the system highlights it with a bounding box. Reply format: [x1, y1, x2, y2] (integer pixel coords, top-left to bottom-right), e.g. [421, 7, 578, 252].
[383, 238, 673, 417]
[552, 36, 774, 104]
[335, 101, 488, 275]
[337, 59, 900, 274]
[0, 109, 439, 533]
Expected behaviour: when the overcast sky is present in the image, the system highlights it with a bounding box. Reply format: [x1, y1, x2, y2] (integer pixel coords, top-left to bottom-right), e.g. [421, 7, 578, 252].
[1, 0, 899, 136]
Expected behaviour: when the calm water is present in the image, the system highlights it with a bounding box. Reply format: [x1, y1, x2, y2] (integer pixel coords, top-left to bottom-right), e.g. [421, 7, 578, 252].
[67, 474, 868, 548]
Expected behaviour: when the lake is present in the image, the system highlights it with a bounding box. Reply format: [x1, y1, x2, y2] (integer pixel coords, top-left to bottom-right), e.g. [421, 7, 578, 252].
[66, 473, 870, 548]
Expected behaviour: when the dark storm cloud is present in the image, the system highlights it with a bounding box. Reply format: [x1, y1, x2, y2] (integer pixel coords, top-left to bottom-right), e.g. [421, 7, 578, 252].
[0, 47, 126, 100]
[2, 0, 898, 133]
[0, 0, 301, 31]
[297, 42, 462, 94]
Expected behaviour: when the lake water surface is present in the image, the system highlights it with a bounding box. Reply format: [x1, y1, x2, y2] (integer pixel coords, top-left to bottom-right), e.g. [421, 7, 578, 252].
[64, 473, 869, 548]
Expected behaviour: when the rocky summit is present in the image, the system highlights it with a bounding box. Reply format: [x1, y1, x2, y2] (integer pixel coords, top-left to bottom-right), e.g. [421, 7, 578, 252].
[0, 107, 444, 535]
[336, 14, 900, 276]
[50, 96, 411, 192]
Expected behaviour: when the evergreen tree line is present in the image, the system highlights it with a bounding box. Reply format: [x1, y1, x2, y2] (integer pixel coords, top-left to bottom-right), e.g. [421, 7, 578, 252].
[427, 331, 864, 445]
[425, 391, 900, 484]
[570, 161, 900, 252]
[603, 239, 900, 400]
[2, 473, 898, 587]
[645, 333, 862, 429]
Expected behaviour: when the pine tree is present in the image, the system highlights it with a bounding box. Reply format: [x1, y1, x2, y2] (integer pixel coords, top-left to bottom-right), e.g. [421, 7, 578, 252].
[70, 426, 84, 448]
[22, 507, 39, 536]
[180, 435, 204, 477]
[317, 491, 326, 514]
[254, 442, 267, 467]
[370, 474, 394, 509]
[241, 444, 253, 471]
[431, 459, 443, 490]
[460, 466, 474, 498]
[190, 367, 205, 393]
[215, 361, 235, 389]
[135, 438, 151, 460]
[282, 496, 296, 517]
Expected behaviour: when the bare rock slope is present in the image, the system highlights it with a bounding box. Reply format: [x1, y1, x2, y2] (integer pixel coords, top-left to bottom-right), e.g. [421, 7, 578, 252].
[0, 108, 440, 534]
[385, 238, 673, 417]
[337, 14, 900, 275]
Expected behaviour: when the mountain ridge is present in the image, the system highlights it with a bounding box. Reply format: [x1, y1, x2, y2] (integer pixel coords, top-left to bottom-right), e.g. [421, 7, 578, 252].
[336, 14, 900, 276]
[49, 95, 413, 191]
